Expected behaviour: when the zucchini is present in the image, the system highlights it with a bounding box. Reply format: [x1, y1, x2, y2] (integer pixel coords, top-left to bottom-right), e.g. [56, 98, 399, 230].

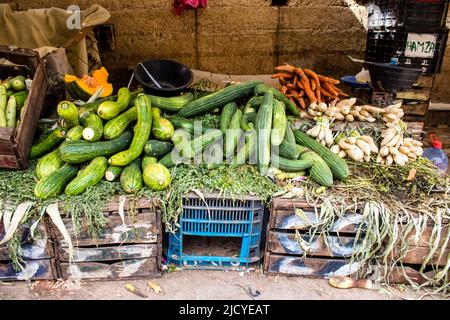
[168, 116, 213, 135]
[57, 101, 79, 127]
[152, 107, 174, 141]
[105, 165, 123, 182]
[255, 91, 273, 175]
[159, 129, 223, 168]
[271, 155, 312, 172]
[35, 149, 64, 180]
[220, 102, 237, 134]
[178, 80, 263, 117]
[294, 130, 349, 179]
[30, 127, 66, 159]
[241, 112, 256, 132]
[97, 87, 132, 120]
[120, 158, 143, 194]
[225, 109, 243, 159]
[109, 94, 152, 166]
[65, 157, 109, 196]
[229, 130, 257, 169]
[34, 164, 79, 200]
[59, 131, 133, 163]
[103, 106, 137, 140]
[0, 85, 7, 127]
[244, 96, 264, 114]
[300, 151, 334, 187]
[144, 140, 173, 158]
[65, 126, 84, 141]
[146, 92, 194, 112]
[81, 113, 104, 142]
[254, 84, 300, 116]
[271, 99, 287, 146]
[5, 96, 17, 128]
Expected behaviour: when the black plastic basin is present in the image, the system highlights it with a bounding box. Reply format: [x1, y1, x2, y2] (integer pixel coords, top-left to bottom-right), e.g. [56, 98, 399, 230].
[366, 62, 422, 92]
[134, 59, 193, 97]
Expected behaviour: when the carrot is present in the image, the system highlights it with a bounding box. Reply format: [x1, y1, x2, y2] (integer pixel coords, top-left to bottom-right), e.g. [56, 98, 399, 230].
[278, 77, 287, 85]
[298, 90, 305, 97]
[311, 79, 316, 91]
[304, 69, 321, 89]
[315, 88, 321, 102]
[295, 68, 317, 104]
[296, 81, 304, 90]
[318, 75, 339, 85]
[293, 75, 298, 87]
[320, 87, 337, 99]
[298, 97, 306, 110]
[329, 83, 344, 93]
[272, 73, 293, 80]
[274, 64, 296, 73]
[280, 85, 288, 94]
[286, 89, 300, 98]
[323, 82, 339, 97]
[338, 91, 349, 98]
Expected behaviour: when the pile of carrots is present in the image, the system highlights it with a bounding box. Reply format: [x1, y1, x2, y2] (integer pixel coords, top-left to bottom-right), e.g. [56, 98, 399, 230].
[271, 64, 349, 110]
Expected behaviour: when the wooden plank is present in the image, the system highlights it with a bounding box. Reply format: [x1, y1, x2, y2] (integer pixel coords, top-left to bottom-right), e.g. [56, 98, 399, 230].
[0, 259, 56, 281]
[402, 224, 450, 248]
[58, 196, 159, 214]
[413, 75, 435, 89]
[392, 245, 449, 266]
[59, 257, 160, 280]
[57, 244, 158, 262]
[0, 137, 14, 155]
[271, 209, 363, 233]
[0, 154, 19, 168]
[268, 232, 361, 258]
[375, 266, 447, 286]
[396, 88, 431, 101]
[52, 212, 158, 247]
[264, 253, 362, 278]
[402, 103, 428, 116]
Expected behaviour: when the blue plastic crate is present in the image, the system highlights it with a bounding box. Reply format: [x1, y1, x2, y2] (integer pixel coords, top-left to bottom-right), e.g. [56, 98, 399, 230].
[167, 192, 264, 269]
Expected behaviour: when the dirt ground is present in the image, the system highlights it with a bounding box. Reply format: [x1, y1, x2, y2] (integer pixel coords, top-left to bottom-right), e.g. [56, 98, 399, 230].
[0, 269, 446, 300]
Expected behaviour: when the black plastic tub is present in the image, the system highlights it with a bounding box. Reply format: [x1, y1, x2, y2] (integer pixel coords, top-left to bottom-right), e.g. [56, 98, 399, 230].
[366, 61, 422, 92]
[134, 59, 193, 97]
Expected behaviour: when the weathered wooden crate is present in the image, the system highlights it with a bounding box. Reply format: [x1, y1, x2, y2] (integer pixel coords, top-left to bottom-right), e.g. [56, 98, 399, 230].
[0, 218, 57, 281]
[50, 197, 162, 281]
[397, 75, 435, 122]
[263, 198, 366, 279]
[0, 46, 48, 169]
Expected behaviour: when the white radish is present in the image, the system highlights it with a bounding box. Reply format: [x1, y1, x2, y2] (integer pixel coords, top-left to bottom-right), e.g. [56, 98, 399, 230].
[379, 146, 389, 157]
[386, 154, 393, 165]
[356, 139, 371, 156]
[347, 145, 365, 162]
[318, 103, 328, 112]
[325, 129, 334, 146]
[338, 150, 347, 159]
[330, 145, 341, 154]
[389, 147, 399, 156]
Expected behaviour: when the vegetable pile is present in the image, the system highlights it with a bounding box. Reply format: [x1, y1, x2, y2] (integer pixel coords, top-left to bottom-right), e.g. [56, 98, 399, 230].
[0, 75, 29, 128]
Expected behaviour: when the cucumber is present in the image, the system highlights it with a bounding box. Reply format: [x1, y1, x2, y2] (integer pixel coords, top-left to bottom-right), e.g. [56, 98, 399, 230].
[5, 96, 17, 128]
[30, 127, 66, 159]
[225, 109, 243, 159]
[105, 165, 123, 182]
[284, 121, 296, 146]
[278, 140, 300, 160]
[220, 102, 237, 134]
[34, 164, 79, 200]
[271, 155, 312, 172]
[65, 126, 84, 141]
[57, 101, 79, 127]
[146, 92, 194, 112]
[300, 151, 334, 187]
[255, 91, 273, 175]
[141, 156, 157, 170]
[109, 94, 152, 166]
[103, 106, 137, 140]
[120, 158, 143, 194]
[271, 99, 287, 146]
[10, 76, 26, 91]
[178, 80, 263, 117]
[244, 96, 264, 114]
[81, 113, 104, 142]
[229, 130, 257, 169]
[144, 140, 173, 158]
[59, 131, 133, 163]
[168, 116, 213, 135]
[204, 141, 224, 169]
[35, 149, 64, 180]
[97, 87, 132, 120]
[254, 84, 300, 116]
[11, 90, 28, 108]
[65, 157, 109, 196]
[241, 112, 256, 132]
[0, 85, 7, 127]
[152, 107, 174, 141]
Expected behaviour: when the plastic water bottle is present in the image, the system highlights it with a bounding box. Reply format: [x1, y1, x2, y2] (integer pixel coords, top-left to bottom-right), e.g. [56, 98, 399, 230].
[423, 134, 448, 175]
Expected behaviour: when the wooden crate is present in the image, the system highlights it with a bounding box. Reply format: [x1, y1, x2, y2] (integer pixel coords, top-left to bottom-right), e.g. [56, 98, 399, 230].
[0, 218, 57, 281]
[263, 198, 367, 279]
[0, 46, 48, 169]
[50, 196, 162, 281]
[397, 75, 435, 121]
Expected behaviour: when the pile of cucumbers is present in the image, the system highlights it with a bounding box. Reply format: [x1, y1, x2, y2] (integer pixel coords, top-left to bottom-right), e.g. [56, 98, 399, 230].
[0, 75, 29, 128]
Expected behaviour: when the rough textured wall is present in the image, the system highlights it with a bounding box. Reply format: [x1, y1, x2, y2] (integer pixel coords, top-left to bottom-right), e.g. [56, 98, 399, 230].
[5, 0, 367, 82]
[431, 11, 450, 103]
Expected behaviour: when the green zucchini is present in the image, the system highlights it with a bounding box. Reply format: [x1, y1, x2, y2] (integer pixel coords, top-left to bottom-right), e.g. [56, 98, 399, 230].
[103, 106, 137, 140]
[34, 164, 79, 200]
[65, 126, 84, 141]
[255, 91, 273, 175]
[97, 87, 132, 120]
[144, 140, 173, 158]
[300, 151, 334, 187]
[105, 165, 123, 182]
[168, 116, 213, 135]
[271, 155, 312, 172]
[81, 113, 104, 142]
[59, 131, 133, 163]
[271, 99, 287, 146]
[109, 94, 152, 166]
[146, 92, 194, 112]
[294, 130, 349, 179]
[5, 96, 17, 128]
[57, 101, 79, 127]
[229, 130, 257, 169]
[254, 84, 299, 116]
[120, 158, 143, 194]
[220, 102, 237, 134]
[65, 157, 109, 196]
[178, 80, 263, 117]
[30, 127, 66, 159]
[0, 85, 7, 127]
[35, 149, 64, 180]
[225, 109, 243, 159]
